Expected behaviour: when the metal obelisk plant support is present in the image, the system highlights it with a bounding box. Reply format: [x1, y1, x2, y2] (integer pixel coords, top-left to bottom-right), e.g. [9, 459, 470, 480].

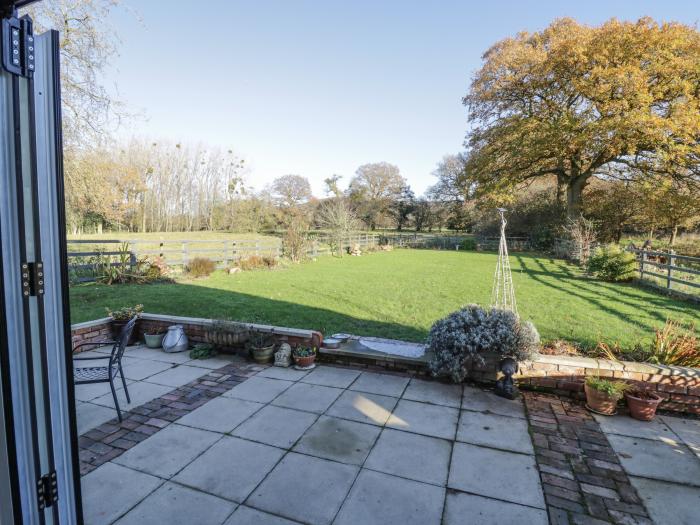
[491, 208, 517, 314]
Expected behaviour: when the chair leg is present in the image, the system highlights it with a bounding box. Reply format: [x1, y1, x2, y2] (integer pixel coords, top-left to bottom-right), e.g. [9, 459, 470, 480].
[119, 363, 131, 404]
[109, 378, 122, 422]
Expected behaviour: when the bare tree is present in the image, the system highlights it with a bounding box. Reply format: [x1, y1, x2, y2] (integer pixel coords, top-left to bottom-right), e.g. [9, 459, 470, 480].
[317, 199, 360, 256]
[272, 175, 313, 208]
[348, 162, 408, 229]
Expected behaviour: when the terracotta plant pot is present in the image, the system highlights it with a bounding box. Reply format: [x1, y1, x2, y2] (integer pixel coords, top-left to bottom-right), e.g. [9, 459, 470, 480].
[293, 354, 316, 368]
[251, 344, 275, 364]
[584, 384, 621, 415]
[625, 390, 662, 421]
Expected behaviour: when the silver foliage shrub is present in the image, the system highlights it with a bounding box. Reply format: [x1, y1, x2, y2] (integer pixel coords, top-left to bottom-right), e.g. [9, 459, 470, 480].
[427, 304, 540, 383]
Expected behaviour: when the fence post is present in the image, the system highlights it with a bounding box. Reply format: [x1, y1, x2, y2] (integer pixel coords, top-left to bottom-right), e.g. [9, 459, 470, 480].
[640, 249, 646, 280]
[129, 251, 137, 272]
[223, 241, 229, 268]
[667, 250, 675, 290]
[182, 242, 189, 268]
[255, 240, 260, 256]
[159, 241, 164, 259]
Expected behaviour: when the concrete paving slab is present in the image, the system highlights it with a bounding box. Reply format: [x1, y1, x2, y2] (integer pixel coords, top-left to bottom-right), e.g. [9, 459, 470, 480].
[256, 366, 309, 381]
[224, 505, 300, 525]
[143, 364, 209, 387]
[177, 397, 264, 433]
[91, 381, 172, 411]
[448, 442, 545, 509]
[293, 416, 380, 465]
[232, 405, 317, 449]
[76, 401, 118, 434]
[247, 452, 358, 525]
[114, 481, 236, 525]
[630, 476, 700, 525]
[271, 382, 343, 414]
[174, 436, 284, 503]
[402, 378, 462, 408]
[443, 491, 548, 525]
[120, 358, 174, 381]
[300, 366, 361, 388]
[461, 386, 525, 419]
[661, 415, 700, 459]
[334, 469, 444, 525]
[81, 462, 162, 525]
[606, 434, 700, 486]
[364, 428, 451, 486]
[186, 355, 241, 369]
[223, 377, 294, 403]
[326, 390, 398, 426]
[129, 347, 194, 364]
[349, 371, 409, 397]
[74, 379, 131, 403]
[456, 410, 534, 454]
[594, 413, 676, 442]
[114, 424, 220, 478]
[386, 400, 459, 440]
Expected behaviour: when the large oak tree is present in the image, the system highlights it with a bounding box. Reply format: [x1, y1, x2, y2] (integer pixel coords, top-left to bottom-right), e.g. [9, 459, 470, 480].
[463, 17, 700, 218]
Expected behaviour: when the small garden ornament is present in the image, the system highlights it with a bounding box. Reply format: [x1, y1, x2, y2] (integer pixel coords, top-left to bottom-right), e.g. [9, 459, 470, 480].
[274, 342, 292, 367]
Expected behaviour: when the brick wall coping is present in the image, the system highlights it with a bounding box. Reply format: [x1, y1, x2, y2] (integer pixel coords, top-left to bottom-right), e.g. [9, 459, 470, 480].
[532, 354, 699, 378]
[71, 317, 112, 332]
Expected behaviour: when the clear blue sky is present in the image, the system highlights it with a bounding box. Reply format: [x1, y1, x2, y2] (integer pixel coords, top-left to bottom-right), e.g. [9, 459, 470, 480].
[105, 0, 699, 196]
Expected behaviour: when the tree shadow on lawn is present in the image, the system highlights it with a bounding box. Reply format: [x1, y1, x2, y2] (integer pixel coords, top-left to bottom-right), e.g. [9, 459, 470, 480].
[71, 281, 429, 343]
[514, 254, 696, 327]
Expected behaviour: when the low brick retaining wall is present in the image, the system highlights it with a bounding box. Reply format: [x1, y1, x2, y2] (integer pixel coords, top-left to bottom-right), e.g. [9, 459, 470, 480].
[71, 317, 114, 349]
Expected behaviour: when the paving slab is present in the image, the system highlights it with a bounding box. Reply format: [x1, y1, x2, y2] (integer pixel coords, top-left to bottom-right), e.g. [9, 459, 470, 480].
[129, 348, 194, 364]
[300, 366, 361, 388]
[402, 378, 462, 408]
[606, 433, 700, 486]
[224, 505, 300, 525]
[386, 399, 459, 440]
[114, 481, 236, 525]
[186, 355, 241, 369]
[232, 405, 317, 448]
[364, 428, 451, 486]
[661, 415, 700, 459]
[174, 436, 284, 502]
[271, 382, 343, 414]
[293, 416, 380, 465]
[223, 377, 294, 403]
[461, 386, 525, 419]
[81, 462, 162, 525]
[144, 364, 209, 387]
[74, 379, 132, 403]
[246, 452, 358, 525]
[120, 358, 174, 381]
[256, 366, 309, 381]
[91, 381, 172, 411]
[630, 476, 700, 525]
[325, 390, 398, 426]
[334, 469, 444, 525]
[177, 397, 264, 433]
[349, 371, 409, 397]
[448, 442, 545, 509]
[594, 413, 676, 442]
[443, 491, 548, 525]
[456, 410, 534, 454]
[114, 424, 220, 478]
[76, 401, 118, 435]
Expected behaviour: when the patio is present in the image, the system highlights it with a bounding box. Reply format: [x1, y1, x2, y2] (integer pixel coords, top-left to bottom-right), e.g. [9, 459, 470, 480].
[74, 344, 700, 525]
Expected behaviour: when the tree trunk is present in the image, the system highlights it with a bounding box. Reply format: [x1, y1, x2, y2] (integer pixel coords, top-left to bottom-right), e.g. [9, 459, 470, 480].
[566, 175, 588, 220]
[670, 225, 678, 246]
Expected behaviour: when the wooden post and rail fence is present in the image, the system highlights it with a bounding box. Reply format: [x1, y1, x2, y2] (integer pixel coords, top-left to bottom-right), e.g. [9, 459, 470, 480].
[626, 247, 700, 299]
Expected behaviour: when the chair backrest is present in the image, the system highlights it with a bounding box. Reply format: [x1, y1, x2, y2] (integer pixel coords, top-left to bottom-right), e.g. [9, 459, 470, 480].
[110, 316, 137, 366]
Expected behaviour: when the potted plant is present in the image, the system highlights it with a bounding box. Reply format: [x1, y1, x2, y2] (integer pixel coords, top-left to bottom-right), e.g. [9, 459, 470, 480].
[143, 327, 165, 349]
[292, 346, 316, 368]
[249, 332, 276, 364]
[106, 304, 143, 345]
[584, 376, 629, 415]
[625, 389, 663, 421]
[207, 319, 249, 349]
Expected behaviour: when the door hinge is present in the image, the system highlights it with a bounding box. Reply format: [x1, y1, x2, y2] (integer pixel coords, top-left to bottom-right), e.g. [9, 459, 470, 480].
[1, 13, 35, 77]
[37, 470, 58, 510]
[21, 261, 44, 297]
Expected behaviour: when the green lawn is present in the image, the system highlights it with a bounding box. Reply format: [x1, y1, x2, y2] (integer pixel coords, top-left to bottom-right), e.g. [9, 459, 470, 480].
[69, 250, 699, 349]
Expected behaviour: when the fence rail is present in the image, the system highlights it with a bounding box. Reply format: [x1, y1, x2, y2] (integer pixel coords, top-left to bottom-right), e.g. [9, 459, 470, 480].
[627, 248, 700, 299]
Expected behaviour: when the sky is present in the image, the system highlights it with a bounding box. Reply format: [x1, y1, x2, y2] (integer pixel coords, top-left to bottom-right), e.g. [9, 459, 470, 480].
[102, 0, 699, 196]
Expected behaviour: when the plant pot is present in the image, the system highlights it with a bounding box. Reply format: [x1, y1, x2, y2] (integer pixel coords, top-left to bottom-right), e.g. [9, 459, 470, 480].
[206, 329, 249, 348]
[143, 333, 165, 349]
[584, 384, 621, 415]
[251, 344, 275, 364]
[293, 354, 316, 368]
[625, 391, 662, 421]
[112, 320, 138, 345]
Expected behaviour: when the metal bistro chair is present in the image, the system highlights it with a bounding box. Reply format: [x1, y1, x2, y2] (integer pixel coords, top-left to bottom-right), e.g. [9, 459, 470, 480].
[73, 317, 137, 422]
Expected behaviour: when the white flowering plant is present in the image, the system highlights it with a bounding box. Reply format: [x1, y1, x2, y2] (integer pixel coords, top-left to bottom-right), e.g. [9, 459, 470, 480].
[427, 304, 540, 383]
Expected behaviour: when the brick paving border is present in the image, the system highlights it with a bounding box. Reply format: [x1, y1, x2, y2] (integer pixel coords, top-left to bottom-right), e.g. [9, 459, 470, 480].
[523, 391, 652, 525]
[77, 359, 268, 476]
